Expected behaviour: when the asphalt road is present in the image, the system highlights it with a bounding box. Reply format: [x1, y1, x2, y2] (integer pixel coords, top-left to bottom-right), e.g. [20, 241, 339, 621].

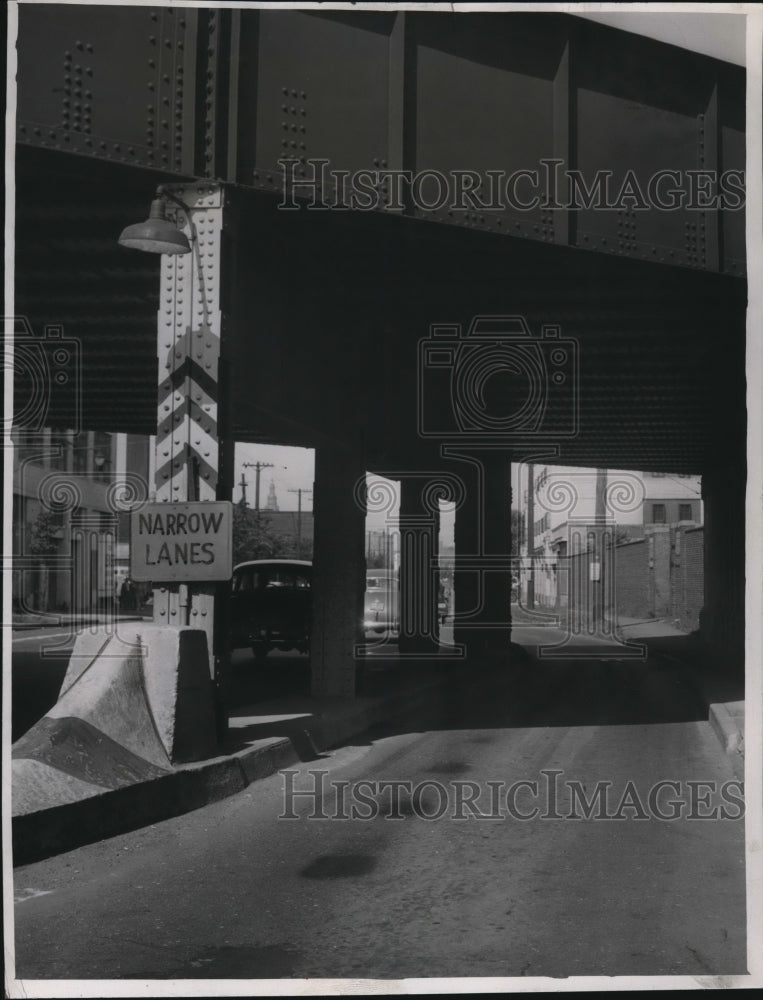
[12, 648, 746, 982]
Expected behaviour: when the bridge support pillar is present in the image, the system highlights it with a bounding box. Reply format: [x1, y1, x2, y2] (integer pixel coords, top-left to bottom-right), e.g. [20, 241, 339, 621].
[452, 450, 513, 659]
[701, 462, 745, 675]
[398, 476, 442, 657]
[150, 181, 235, 734]
[310, 446, 366, 698]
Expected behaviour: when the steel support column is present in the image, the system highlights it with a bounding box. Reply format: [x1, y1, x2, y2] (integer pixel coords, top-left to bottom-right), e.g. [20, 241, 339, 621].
[310, 447, 366, 698]
[398, 475, 442, 657]
[451, 449, 513, 659]
[701, 462, 745, 675]
[151, 181, 234, 727]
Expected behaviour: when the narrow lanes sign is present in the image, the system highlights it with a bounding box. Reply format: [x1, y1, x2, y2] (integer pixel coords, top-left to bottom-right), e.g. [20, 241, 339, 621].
[130, 502, 233, 582]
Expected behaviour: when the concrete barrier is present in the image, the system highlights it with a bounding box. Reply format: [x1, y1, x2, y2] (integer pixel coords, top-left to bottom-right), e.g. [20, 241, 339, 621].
[57, 624, 217, 763]
[51, 630, 172, 768]
[138, 626, 217, 764]
[13, 625, 218, 819]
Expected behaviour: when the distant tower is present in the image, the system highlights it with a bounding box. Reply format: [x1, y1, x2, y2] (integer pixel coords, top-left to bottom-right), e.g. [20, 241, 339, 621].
[265, 479, 279, 511]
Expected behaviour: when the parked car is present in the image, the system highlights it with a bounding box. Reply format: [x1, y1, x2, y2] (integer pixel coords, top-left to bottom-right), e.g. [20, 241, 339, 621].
[230, 559, 312, 660]
[437, 583, 450, 624]
[363, 571, 399, 637]
[363, 572, 451, 635]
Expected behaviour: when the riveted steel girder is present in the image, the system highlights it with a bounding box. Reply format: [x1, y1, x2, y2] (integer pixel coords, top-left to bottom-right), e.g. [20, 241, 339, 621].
[16, 7, 745, 275]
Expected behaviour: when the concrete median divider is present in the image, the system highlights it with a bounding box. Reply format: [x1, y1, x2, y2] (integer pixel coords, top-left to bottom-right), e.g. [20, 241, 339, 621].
[13, 624, 218, 830]
[56, 624, 218, 764]
[13, 640, 462, 866]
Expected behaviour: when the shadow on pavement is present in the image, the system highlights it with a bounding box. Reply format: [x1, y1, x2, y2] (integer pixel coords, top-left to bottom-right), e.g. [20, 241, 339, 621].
[225, 628, 730, 758]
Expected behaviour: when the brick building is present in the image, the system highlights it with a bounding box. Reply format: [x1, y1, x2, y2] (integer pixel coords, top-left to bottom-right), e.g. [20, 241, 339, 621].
[519, 465, 703, 626]
[12, 428, 150, 615]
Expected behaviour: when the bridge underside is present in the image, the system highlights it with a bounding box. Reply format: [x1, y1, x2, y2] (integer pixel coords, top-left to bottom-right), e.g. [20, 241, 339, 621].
[15, 145, 745, 478]
[12, 6, 747, 701]
[14, 145, 746, 697]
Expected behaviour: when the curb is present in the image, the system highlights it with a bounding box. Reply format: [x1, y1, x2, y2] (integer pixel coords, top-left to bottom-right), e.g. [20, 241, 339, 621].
[632, 641, 745, 778]
[676, 660, 745, 779]
[709, 701, 744, 753]
[708, 701, 745, 780]
[13, 736, 299, 867]
[13, 674, 450, 867]
[12, 616, 145, 632]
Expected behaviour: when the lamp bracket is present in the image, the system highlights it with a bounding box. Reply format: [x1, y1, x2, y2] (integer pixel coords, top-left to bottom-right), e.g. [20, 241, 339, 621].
[157, 181, 223, 211]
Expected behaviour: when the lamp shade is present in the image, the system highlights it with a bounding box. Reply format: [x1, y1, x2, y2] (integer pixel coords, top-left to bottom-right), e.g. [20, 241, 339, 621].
[118, 198, 191, 254]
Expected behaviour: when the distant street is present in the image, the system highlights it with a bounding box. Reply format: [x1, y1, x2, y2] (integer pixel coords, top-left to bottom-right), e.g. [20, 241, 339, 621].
[13, 638, 745, 980]
[10, 607, 704, 742]
[11, 628, 76, 741]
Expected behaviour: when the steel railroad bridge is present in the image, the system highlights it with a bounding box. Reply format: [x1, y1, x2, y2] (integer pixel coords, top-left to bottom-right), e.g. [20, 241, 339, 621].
[14, 7, 746, 709]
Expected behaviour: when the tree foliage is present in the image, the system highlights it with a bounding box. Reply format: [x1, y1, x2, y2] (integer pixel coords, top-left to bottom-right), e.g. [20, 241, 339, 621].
[232, 505, 286, 564]
[366, 550, 388, 569]
[29, 510, 60, 557]
[511, 508, 525, 553]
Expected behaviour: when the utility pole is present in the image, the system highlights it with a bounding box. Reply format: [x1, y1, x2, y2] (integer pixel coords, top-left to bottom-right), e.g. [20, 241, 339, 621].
[287, 488, 312, 558]
[238, 471, 248, 507]
[595, 467, 607, 525]
[243, 461, 274, 512]
[593, 467, 608, 628]
[526, 463, 535, 610]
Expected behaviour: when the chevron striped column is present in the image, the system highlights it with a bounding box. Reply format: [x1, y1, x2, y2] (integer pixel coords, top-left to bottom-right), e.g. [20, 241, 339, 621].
[155, 183, 223, 503]
[152, 182, 230, 681]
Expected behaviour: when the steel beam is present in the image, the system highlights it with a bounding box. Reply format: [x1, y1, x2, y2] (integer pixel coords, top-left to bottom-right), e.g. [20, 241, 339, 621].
[16, 7, 746, 274]
[151, 181, 234, 725]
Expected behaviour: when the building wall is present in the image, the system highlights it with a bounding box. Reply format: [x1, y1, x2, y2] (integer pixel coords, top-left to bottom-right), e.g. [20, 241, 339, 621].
[555, 527, 704, 629]
[671, 526, 704, 633]
[525, 466, 702, 548]
[12, 428, 149, 615]
[644, 497, 702, 525]
[532, 551, 559, 607]
[521, 464, 704, 617]
[642, 472, 703, 501]
[610, 538, 650, 619]
[114, 433, 153, 593]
